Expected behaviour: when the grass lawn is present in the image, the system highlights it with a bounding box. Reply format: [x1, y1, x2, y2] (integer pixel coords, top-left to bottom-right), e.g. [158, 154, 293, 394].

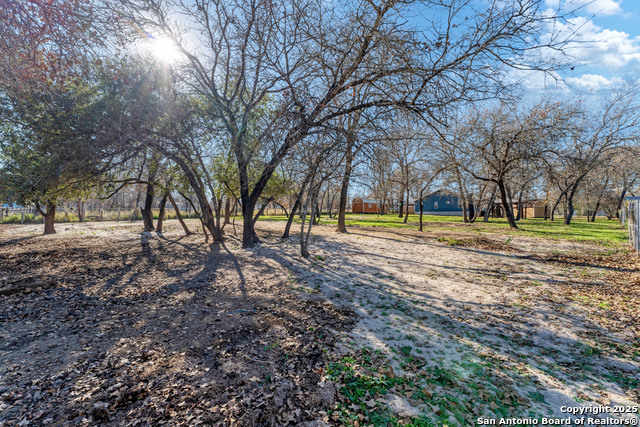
[258, 213, 629, 246]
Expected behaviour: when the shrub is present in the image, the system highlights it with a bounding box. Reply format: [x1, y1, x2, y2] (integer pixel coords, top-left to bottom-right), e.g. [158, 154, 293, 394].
[0, 213, 42, 224]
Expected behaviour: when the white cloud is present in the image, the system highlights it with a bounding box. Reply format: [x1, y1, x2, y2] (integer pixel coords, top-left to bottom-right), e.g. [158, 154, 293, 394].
[545, 0, 623, 16]
[546, 17, 640, 71]
[565, 73, 623, 90]
[573, 0, 623, 16]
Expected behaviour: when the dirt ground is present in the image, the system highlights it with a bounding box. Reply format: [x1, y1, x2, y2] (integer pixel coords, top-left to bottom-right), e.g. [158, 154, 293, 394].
[1, 219, 639, 426]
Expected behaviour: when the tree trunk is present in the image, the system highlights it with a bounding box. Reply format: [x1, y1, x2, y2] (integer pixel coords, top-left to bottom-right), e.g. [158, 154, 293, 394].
[77, 199, 85, 222]
[483, 197, 493, 222]
[418, 190, 425, 232]
[462, 199, 469, 223]
[168, 193, 191, 236]
[42, 203, 56, 235]
[180, 191, 209, 242]
[336, 135, 354, 233]
[156, 192, 168, 234]
[131, 188, 142, 221]
[471, 184, 487, 223]
[241, 198, 260, 248]
[615, 189, 627, 219]
[398, 200, 403, 218]
[590, 201, 600, 222]
[141, 181, 155, 232]
[252, 198, 274, 226]
[497, 180, 518, 229]
[403, 187, 410, 223]
[515, 191, 523, 221]
[564, 187, 578, 225]
[223, 197, 232, 226]
[283, 197, 301, 239]
[300, 184, 320, 258]
[550, 195, 563, 221]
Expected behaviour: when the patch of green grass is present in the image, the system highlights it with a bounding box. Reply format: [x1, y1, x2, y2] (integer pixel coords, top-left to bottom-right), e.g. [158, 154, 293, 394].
[399, 345, 413, 356]
[604, 372, 640, 389]
[437, 236, 464, 246]
[259, 214, 628, 245]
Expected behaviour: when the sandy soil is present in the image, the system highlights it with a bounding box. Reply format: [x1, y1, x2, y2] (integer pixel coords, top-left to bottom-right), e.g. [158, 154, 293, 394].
[253, 222, 639, 424]
[1, 219, 638, 426]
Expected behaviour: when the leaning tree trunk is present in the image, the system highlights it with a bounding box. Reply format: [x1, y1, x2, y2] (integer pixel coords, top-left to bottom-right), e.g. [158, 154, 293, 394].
[550, 194, 563, 221]
[497, 180, 518, 229]
[484, 185, 497, 222]
[156, 192, 168, 234]
[284, 174, 313, 238]
[283, 197, 301, 239]
[336, 136, 354, 233]
[168, 193, 191, 236]
[615, 189, 627, 219]
[141, 181, 155, 232]
[180, 191, 209, 242]
[590, 201, 601, 222]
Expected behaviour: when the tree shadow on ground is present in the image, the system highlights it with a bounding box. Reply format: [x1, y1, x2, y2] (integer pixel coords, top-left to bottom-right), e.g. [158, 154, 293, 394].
[0, 223, 354, 426]
[256, 228, 639, 421]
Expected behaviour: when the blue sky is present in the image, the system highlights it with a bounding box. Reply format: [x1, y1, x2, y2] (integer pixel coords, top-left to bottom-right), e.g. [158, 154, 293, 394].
[519, 0, 640, 96]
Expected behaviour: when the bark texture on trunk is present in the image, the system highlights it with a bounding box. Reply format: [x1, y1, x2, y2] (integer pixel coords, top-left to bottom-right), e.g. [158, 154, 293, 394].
[564, 192, 576, 225]
[241, 200, 260, 248]
[283, 197, 301, 239]
[141, 182, 155, 232]
[156, 192, 168, 234]
[564, 183, 581, 225]
[497, 180, 518, 229]
[336, 136, 354, 233]
[43, 203, 56, 235]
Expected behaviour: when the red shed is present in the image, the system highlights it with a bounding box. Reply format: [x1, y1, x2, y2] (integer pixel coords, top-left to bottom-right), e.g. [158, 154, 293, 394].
[352, 198, 386, 214]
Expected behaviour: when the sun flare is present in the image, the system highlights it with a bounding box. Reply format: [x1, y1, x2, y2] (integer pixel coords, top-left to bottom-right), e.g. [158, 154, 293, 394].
[148, 36, 181, 64]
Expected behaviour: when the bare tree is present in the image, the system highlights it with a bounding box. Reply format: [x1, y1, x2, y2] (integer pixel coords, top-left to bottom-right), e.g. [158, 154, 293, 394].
[447, 101, 578, 229]
[544, 87, 639, 225]
[111, 0, 574, 248]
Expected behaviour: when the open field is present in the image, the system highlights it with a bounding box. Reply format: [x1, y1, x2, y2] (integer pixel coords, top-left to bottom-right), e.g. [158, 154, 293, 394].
[1, 219, 639, 426]
[261, 214, 630, 245]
